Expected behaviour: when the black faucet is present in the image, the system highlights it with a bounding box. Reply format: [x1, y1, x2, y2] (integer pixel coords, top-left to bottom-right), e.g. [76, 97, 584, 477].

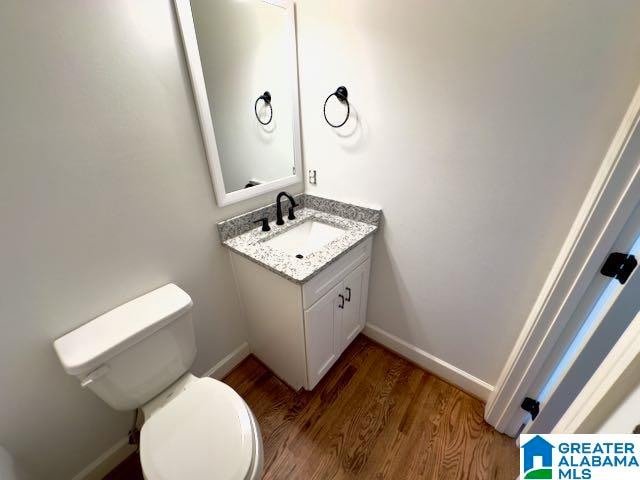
[276, 191, 298, 225]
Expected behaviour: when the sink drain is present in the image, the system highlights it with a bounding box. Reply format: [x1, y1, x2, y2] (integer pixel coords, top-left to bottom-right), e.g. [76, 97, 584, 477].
[295, 254, 304, 259]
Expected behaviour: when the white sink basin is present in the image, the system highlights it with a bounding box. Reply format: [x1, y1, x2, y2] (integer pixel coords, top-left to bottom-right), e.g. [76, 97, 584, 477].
[264, 220, 345, 256]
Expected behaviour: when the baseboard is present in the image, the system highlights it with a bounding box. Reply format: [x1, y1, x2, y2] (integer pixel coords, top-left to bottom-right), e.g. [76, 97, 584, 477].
[202, 342, 251, 380]
[362, 324, 494, 401]
[71, 437, 135, 480]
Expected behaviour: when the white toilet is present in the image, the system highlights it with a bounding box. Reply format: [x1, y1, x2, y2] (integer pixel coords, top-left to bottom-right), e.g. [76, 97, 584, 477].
[53, 284, 263, 480]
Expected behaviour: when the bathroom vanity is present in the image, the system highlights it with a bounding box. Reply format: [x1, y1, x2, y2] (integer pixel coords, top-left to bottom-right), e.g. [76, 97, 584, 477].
[218, 194, 380, 390]
[179, 0, 381, 392]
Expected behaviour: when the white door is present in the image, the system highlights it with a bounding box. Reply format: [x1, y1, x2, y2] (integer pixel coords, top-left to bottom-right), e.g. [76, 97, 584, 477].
[341, 260, 369, 351]
[517, 202, 640, 435]
[304, 284, 342, 389]
[554, 311, 640, 434]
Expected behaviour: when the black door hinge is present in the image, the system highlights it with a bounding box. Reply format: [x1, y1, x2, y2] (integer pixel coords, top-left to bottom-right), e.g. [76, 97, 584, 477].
[521, 397, 540, 421]
[600, 252, 637, 285]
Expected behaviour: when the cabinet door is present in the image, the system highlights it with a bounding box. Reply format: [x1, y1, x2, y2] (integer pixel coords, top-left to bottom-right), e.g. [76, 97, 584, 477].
[304, 284, 343, 389]
[341, 260, 370, 352]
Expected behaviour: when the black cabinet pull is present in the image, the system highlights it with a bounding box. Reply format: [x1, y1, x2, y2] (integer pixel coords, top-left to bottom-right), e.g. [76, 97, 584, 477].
[338, 294, 345, 309]
[345, 287, 351, 302]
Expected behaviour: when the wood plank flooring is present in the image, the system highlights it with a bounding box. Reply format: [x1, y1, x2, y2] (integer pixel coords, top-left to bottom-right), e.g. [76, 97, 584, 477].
[105, 335, 518, 479]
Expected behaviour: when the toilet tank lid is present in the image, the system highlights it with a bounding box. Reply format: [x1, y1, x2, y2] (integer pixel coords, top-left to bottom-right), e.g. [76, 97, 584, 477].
[54, 284, 193, 376]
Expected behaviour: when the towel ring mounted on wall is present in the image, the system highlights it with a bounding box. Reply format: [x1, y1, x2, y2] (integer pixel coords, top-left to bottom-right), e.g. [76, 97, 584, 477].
[254, 91, 273, 125]
[323, 86, 350, 128]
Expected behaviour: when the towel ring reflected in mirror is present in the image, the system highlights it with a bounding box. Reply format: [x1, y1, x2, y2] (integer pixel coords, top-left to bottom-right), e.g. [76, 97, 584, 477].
[254, 91, 273, 125]
[323, 86, 350, 128]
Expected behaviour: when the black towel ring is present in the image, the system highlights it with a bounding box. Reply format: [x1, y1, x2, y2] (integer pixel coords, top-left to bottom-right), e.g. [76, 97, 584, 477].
[254, 91, 273, 125]
[323, 86, 350, 128]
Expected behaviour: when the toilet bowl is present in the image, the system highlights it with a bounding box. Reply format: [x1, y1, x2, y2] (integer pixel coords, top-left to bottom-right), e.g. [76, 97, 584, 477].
[53, 284, 262, 480]
[139, 375, 263, 480]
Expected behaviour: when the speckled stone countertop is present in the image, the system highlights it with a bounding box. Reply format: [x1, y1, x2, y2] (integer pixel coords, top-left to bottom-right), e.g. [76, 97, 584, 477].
[217, 195, 381, 284]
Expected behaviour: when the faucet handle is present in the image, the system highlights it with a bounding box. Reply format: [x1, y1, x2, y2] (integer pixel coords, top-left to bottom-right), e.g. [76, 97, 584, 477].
[253, 217, 271, 232]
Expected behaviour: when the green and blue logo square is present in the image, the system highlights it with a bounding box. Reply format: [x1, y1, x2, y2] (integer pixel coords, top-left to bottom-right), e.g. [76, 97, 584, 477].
[521, 435, 554, 479]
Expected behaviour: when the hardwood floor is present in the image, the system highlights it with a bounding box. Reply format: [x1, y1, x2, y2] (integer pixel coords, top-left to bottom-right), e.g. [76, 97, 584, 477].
[104, 335, 518, 479]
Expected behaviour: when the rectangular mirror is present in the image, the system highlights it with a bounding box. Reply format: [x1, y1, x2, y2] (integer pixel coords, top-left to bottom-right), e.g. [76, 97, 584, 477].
[174, 0, 302, 206]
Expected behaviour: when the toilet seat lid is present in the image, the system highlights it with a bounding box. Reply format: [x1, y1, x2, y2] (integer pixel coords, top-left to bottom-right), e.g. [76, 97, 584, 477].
[140, 378, 254, 480]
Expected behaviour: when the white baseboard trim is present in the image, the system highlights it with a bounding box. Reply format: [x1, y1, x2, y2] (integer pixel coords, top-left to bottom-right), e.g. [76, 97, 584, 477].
[71, 436, 135, 480]
[72, 342, 251, 480]
[202, 342, 251, 379]
[362, 324, 494, 402]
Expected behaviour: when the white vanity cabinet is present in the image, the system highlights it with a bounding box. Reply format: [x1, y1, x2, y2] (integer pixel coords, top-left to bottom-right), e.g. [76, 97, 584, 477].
[230, 237, 372, 390]
[304, 259, 370, 388]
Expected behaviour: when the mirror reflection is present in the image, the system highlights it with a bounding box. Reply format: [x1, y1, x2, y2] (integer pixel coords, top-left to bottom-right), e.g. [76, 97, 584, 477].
[189, 0, 296, 194]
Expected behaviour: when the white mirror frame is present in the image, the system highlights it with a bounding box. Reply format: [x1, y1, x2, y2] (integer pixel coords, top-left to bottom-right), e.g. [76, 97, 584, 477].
[174, 0, 303, 206]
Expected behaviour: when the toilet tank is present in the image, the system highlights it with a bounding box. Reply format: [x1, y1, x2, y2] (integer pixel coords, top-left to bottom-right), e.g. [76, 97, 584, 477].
[54, 284, 196, 411]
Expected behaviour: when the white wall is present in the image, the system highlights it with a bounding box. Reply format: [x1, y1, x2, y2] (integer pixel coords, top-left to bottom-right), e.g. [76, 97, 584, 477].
[295, 0, 640, 389]
[597, 379, 640, 434]
[0, 1, 300, 479]
[0, 446, 33, 480]
[191, 0, 295, 192]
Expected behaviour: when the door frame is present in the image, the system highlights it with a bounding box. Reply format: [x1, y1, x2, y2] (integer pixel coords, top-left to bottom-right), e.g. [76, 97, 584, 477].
[485, 82, 640, 435]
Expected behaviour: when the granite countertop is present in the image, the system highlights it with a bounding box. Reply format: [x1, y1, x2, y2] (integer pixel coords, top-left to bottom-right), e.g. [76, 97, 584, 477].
[218, 194, 381, 284]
